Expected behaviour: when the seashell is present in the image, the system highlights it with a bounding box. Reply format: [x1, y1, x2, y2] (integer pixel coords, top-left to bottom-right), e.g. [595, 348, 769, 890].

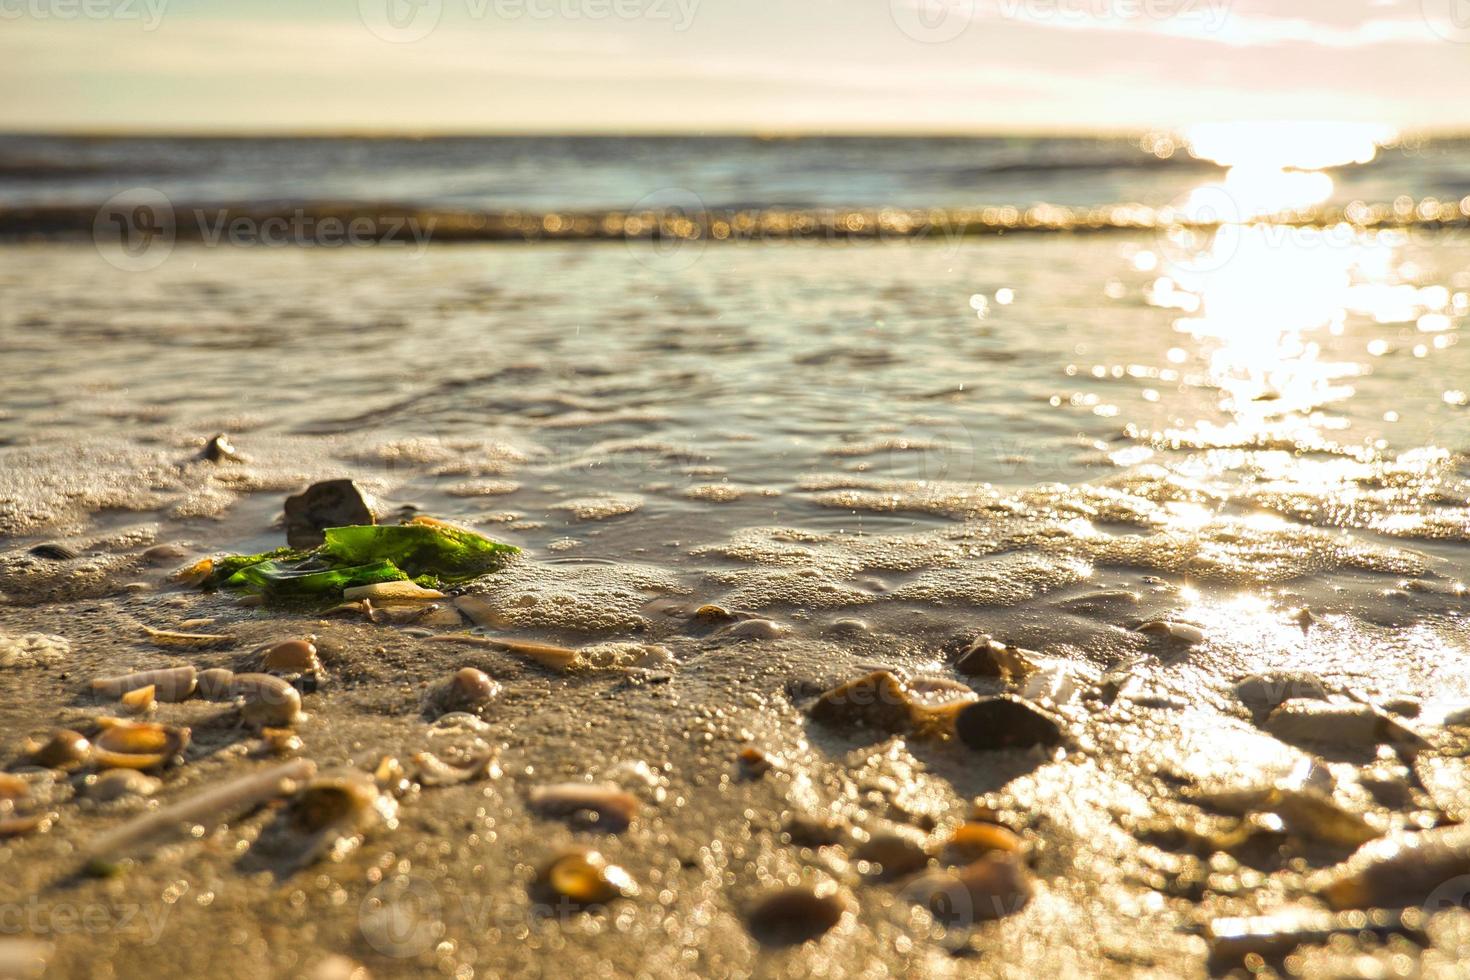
[905, 852, 1033, 924]
[23, 729, 90, 770]
[342, 581, 444, 603]
[142, 625, 235, 650]
[81, 769, 161, 803]
[231, 673, 305, 727]
[373, 756, 410, 796]
[197, 667, 237, 700]
[275, 771, 394, 870]
[853, 828, 930, 878]
[120, 685, 155, 715]
[200, 432, 243, 463]
[693, 603, 736, 623]
[541, 847, 638, 905]
[954, 694, 1066, 751]
[1017, 666, 1081, 708]
[142, 543, 190, 564]
[262, 639, 322, 677]
[426, 667, 502, 717]
[413, 750, 498, 787]
[1264, 699, 1426, 750]
[1137, 620, 1205, 644]
[746, 884, 851, 946]
[724, 618, 789, 641]
[956, 636, 1039, 684]
[0, 813, 55, 839]
[943, 821, 1022, 862]
[528, 782, 641, 831]
[1314, 823, 1470, 909]
[92, 665, 197, 703]
[0, 773, 29, 801]
[809, 670, 915, 734]
[736, 746, 774, 777]
[92, 719, 190, 771]
[258, 727, 303, 757]
[29, 542, 79, 561]
[86, 758, 315, 864]
[426, 633, 581, 672]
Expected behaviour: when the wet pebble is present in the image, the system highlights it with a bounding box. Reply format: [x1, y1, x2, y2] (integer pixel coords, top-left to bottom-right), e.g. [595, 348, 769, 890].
[232, 673, 305, 727]
[82, 769, 161, 803]
[956, 635, 1040, 684]
[724, 618, 789, 641]
[905, 852, 1033, 924]
[284, 479, 376, 548]
[746, 885, 851, 946]
[23, 730, 90, 770]
[528, 782, 641, 831]
[263, 639, 322, 678]
[954, 695, 1066, 751]
[853, 827, 930, 878]
[427, 667, 502, 717]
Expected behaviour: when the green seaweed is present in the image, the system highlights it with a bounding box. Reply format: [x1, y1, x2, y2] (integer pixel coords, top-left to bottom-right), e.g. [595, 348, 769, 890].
[203, 520, 517, 598]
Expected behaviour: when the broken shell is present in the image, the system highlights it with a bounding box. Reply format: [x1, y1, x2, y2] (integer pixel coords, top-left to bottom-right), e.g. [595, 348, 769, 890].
[1137, 620, 1205, 644]
[342, 581, 444, 603]
[92, 665, 197, 703]
[92, 719, 190, 771]
[954, 695, 1066, 751]
[541, 847, 638, 905]
[809, 670, 914, 734]
[853, 828, 930, 878]
[746, 885, 851, 946]
[944, 821, 1022, 861]
[1314, 823, 1470, 909]
[231, 673, 305, 727]
[200, 432, 242, 463]
[263, 639, 322, 676]
[736, 746, 774, 777]
[528, 782, 641, 831]
[426, 634, 581, 672]
[120, 685, 156, 715]
[23, 729, 90, 770]
[142, 625, 235, 650]
[427, 667, 502, 717]
[956, 636, 1040, 684]
[29, 542, 79, 561]
[197, 668, 237, 701]
[414, 750, 498, 787]
[1234, 672, 1330, 716]
[87, 758, 316, 862]
[1265, 700, 1426, 750]
[82, 769, 161, 803]
[905, 853, 1033, 924]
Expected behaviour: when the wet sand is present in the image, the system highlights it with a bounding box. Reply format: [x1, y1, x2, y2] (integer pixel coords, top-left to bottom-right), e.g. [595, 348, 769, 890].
[2, 235, 1470, 978]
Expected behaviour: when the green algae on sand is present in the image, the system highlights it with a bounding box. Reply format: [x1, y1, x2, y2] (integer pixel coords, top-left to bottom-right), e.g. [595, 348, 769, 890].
[201, 518, 518, 598]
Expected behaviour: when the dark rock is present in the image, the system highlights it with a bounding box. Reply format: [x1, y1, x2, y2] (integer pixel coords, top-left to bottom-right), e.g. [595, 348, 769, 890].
[283, 479, 376, 548]
[954, 694, 1065, 751]
[808, 670, 914, 734]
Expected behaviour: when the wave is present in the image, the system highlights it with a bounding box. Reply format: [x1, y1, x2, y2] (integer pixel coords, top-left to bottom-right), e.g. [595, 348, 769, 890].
[2, 198, 1467, 244]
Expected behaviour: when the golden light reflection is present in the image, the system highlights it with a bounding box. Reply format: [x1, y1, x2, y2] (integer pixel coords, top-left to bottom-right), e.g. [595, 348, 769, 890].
[1180, 121, 1396, 218]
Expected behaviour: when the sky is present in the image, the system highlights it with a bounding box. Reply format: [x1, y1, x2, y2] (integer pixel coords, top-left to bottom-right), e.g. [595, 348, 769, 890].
[1, 0, 1468, 134]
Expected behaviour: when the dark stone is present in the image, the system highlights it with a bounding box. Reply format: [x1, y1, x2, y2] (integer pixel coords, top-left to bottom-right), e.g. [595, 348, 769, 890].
[954, 695, 1065, 751]
[283, 479, 376, 548]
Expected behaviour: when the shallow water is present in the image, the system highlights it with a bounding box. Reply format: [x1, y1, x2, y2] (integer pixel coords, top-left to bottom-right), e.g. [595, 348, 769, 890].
[1, 225, 1470, 978]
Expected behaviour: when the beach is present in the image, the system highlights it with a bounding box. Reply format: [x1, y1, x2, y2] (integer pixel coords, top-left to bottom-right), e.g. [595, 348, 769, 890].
[2, 136, 1470, 978]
